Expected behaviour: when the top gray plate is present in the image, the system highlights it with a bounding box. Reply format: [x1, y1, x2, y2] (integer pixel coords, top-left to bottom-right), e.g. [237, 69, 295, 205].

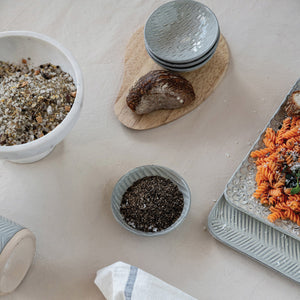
[144, 0, 219, 64]
[224, 78, 300, 241]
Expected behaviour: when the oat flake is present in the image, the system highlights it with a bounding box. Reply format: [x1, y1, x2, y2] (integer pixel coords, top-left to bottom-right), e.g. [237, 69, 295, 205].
[0, 60, 76, 146]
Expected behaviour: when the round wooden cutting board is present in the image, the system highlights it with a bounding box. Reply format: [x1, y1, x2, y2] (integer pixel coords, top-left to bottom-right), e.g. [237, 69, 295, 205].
[114, 27, 230, 130]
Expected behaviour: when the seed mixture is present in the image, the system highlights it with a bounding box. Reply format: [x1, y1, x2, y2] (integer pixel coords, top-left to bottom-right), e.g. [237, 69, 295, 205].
[0, 59, 77, 146]
[120, 176, 184, 232]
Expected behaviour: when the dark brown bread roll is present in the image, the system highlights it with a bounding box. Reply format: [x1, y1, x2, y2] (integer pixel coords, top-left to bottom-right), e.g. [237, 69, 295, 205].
[286, 91, 300, 117]
[126, 70, 195, 114]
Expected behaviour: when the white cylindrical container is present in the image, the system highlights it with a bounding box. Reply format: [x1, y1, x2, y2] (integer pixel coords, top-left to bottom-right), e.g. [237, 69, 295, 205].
[0, 216, 35, 295]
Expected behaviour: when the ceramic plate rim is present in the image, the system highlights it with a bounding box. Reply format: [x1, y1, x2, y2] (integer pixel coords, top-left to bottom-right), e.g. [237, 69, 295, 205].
[208, 194, 300, 283]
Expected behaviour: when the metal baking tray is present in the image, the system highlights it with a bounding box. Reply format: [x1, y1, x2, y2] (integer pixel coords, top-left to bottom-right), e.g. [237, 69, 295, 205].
[224, 79, 300, 241]
[208, 194, 300, 283]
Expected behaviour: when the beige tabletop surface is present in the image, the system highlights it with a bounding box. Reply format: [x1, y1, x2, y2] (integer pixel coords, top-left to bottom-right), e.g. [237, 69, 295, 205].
[0, 0, 300, 299]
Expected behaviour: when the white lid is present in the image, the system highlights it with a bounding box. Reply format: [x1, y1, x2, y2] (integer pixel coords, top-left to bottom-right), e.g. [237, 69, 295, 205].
[0, 229, 36, 295]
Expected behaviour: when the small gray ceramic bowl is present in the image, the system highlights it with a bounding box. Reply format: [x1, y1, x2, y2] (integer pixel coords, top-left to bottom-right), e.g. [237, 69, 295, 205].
[145, 34, 219, 72]
[111, 165, 191, 236]
[145, 29, 220, 68]
[144, 0, 219, 64]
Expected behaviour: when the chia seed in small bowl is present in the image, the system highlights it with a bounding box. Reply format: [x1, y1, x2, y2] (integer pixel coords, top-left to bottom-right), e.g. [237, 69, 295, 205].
[111, 165, 191, 236]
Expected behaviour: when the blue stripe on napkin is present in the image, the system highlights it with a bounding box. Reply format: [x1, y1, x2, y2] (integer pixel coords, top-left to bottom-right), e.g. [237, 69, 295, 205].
[124, 265, 138, 300]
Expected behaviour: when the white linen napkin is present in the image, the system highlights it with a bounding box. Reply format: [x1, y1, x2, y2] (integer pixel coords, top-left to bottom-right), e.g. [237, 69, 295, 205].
[95, 261, 197, 300]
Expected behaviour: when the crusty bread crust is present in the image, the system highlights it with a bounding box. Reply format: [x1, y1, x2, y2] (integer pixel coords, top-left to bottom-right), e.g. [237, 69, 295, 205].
[286, 91, 300, 117]
[126, 70, 195, 114]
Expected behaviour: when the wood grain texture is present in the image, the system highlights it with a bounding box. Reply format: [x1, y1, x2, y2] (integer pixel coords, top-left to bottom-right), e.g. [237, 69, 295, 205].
[114, 26, 230, 130]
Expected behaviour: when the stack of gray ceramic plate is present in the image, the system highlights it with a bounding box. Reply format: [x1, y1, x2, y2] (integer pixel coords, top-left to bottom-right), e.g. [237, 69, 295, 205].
[144, 0, 220, 72]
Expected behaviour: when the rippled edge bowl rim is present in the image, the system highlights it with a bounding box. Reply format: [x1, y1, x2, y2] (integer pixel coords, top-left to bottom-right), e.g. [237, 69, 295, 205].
[145, 33, 219, 72]
[0, 31, 83, 153]
[144, 0, 220, 64]
[145, 28, 220, 67]
[111, 165, 191, 236]
[146, 41, 217, 72]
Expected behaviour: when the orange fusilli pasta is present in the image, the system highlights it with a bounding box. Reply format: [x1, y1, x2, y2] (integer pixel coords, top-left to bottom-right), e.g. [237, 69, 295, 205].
[251, 116, 300, 226]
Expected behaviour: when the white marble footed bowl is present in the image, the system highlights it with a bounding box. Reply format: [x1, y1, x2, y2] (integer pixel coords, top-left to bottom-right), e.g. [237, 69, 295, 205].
[0, 31, 83, 163]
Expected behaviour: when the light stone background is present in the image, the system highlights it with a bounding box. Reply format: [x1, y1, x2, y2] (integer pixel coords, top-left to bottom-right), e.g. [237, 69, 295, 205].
[0, 0, 300, 299]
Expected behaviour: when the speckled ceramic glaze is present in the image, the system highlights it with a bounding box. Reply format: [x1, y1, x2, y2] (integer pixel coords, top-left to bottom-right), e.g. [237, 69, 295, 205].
[225, 79, 300, 241]
[144, 0, 219, 64]
[111, 165, 191, 236]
